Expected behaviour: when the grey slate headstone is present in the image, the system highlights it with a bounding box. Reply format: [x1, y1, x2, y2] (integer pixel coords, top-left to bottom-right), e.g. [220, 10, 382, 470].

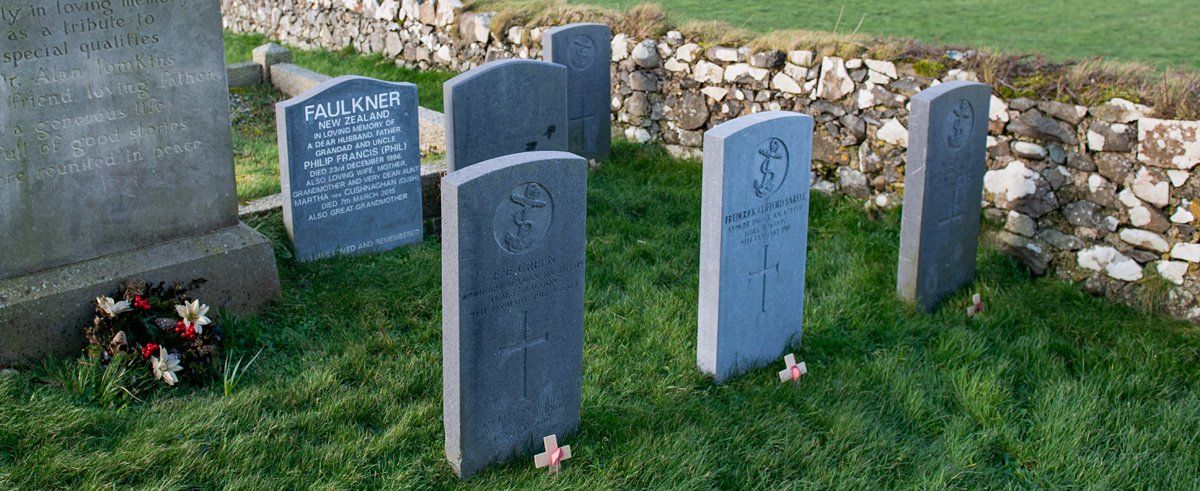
[0, 2, 239, 279]
[897, 81, 991, 312]
[442, 151, 587, 479]
[697, 111, 813, 383]
[444, 60, 568, 171]
[0, 0, 280, 364]
[543, 23, 612, 161]
[277, 76, 423, 261]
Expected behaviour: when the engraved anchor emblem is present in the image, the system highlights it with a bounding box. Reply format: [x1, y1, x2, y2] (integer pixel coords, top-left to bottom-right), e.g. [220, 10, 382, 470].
[568, 35, 596, 71]
[947, 99, 974, 150]
[754, 138, 788, 198]
[505, 183, 548, 252]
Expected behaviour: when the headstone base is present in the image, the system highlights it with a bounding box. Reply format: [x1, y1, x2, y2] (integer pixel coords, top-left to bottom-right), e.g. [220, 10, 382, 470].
[0, 224, 281, 366]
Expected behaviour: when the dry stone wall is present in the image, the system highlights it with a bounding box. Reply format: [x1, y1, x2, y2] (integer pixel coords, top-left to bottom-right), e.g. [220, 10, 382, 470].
[221, 0, 1200, 321]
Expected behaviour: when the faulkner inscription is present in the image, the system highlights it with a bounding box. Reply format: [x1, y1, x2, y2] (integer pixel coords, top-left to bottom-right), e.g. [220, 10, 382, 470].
[0, 0, 237, 279]
[277, 76, 424, 261]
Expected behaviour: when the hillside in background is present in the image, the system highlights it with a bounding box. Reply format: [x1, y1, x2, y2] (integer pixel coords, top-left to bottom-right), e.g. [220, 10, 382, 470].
[570, 0, 1200, 71]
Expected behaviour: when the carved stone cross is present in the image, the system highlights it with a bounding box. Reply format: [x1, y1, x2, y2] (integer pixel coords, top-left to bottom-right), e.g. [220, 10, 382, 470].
[778, 353, 807, 383]
[533, 434, 572, 475]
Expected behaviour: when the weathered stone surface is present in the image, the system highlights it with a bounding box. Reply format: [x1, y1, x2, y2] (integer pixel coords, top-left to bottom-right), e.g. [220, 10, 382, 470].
[1087, 122, 1133, 152]
[698, 111, 813, 382]
[749, 50, 785, 69]
[2, 0, 280, 363]
[2, 3, 240, 278]
[253, 42, 293, 80]
[272, 63, 333, 97]
[444, 60, 568, 171]
[630, 39, 661, 68]
[1, 224, 280, 366]
[442, 151, 586, 479]
[277, 76, 424, 261]
[1138, 118, 1200, 170]
[1007, 110, 1078, 145]
[1038, 100, 1088, 124]
[816, 57, 855, 101]
[1092, 98, 1151, 123]
[1094, 152, 1135, 184]
[993, 231, 1051, 275]
[898, 82, 991, 312]
[1011, 141, 1048, 160]
[227, 61, 264, 88]
[1078, 245, 1143, 281]
[676, 92, 710, 130]
[543, 23, 613, 161]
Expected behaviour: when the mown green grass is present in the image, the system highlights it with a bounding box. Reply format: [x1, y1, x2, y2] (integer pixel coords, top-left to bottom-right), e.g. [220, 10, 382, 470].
[2, 139, 1198, 487]
[575, 0, 1200, 71]
[224, 32, 456, 201]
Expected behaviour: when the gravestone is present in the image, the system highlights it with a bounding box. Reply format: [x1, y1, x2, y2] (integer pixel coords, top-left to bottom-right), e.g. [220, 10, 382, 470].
[0, 1, 280, 364]
[277, 76, 423, 261]
[443, 60, 568, 171]
[897, 81, 991, 312]
[442, 151, 587, 478]
[543, 23, 612, 162]
[697, 111, 813, 383]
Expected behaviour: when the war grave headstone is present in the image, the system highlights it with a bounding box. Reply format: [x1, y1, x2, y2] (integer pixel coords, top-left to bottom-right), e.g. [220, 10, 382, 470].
[542, 23, 613, 162]
[441, 151, 587, 478]
[0, 0, 280, 364]
[896, 81, 991, 312]
[277, 76, 423, 261]
[697, 111, 814, 383]
[443, 59, 568, 171]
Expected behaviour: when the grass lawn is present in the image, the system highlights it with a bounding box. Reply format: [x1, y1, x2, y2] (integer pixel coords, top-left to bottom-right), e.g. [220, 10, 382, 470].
[574, 0, 1200, 71]
[3, 145, 1200, 487]
[1, 33, 1198, 489]
[224, 32, 456, 201]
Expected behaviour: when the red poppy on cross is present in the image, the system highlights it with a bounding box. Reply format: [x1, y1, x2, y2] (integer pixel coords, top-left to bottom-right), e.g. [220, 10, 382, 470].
[966, 293, 984, 318]
[533, 434, 572, 475]
[778, 353, 807, 383]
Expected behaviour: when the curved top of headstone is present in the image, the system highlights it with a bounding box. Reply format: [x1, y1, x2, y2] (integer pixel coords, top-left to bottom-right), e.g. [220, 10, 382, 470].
[907, 81, 991, 166]
[276, 75, 416, 110]
[543, 22, 612, 41]
[444, 59, 565, 93]
[443, 60, 569, 172]
[706, 110, 815, 142]
[442, 151, 584, 187]
[910, 80, 991, 106]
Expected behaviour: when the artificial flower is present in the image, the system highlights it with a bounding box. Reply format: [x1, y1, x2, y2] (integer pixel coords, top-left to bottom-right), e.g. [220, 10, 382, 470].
[96, 296, 132, 319]
[150, 347, 182, 386]
[175, 300, 211, 334]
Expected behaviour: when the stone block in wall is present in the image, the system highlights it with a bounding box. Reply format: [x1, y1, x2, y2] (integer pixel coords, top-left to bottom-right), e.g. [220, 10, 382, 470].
[1138, 118, 1200, 171]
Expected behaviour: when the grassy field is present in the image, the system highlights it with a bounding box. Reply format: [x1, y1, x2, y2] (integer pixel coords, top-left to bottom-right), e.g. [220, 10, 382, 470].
[3, 139, 1198, 487]
[225, 33, 456, 201]
[1, 34, 1198, 489]
[573, 0, 1200, 71]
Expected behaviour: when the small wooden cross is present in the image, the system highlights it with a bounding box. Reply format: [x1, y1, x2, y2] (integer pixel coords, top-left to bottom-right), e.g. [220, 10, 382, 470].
[966, 293, 984, 318]
[533, 434, 572, 475]
[778, 353, 807, 383]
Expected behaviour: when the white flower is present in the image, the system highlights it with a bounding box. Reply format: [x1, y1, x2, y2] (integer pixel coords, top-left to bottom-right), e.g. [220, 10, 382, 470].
[96, 296, 132, 319]
[150, 347, 182, 386]
[175, 300, 211, 334]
